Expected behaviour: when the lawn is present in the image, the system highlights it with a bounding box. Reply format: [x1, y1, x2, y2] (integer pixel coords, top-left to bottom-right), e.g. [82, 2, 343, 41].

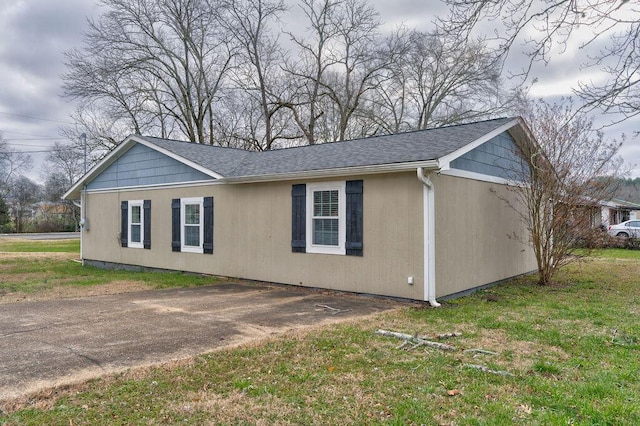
[0, 238, 80, 253]
[2, 247, 640, 424]
[0, 238, 217, 298]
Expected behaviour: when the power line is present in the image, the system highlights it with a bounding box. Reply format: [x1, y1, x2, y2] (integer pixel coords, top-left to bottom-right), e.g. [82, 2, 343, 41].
[10, 149, 73, 154]
[1, 130, 55, 138]
[6, 142, 76, 149]
[0, 111, 74, 125]
[4, 137, 64, 141]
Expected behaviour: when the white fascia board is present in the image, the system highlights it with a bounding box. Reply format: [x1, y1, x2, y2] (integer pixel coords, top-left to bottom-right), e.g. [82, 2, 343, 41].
[436, 118, 522, 170]
[84, 179, 221, 194]
[225, 160, 440, 184]
[63, 135, 224, 200]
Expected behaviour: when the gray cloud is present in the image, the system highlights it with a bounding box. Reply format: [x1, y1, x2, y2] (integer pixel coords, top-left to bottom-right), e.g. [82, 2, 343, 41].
[0, 0, 638, 183]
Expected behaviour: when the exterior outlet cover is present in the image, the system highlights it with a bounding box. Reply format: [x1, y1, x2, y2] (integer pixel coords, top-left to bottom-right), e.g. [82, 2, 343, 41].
[408, 276, 414, 285]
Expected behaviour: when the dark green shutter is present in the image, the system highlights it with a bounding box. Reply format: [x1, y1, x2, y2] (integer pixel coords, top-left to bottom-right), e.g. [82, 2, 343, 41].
[203, 196, 214, 254]
[120, 201, 128, 247]
[345, 180, 363, 256]
[143, 200, 151, 249]
[171, 199, 181, 252]
[291, 184, 306, 253]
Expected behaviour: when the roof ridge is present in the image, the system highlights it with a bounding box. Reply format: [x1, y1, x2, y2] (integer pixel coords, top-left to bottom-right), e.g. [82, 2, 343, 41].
[138, 116, 517, 156]
[140, 135, 253, 153]
[256, 116, 516, 154]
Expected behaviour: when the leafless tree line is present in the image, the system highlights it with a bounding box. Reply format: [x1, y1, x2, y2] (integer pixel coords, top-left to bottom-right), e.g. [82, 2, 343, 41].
[62, 0, 518, 154]
[441, 0, 639, 125]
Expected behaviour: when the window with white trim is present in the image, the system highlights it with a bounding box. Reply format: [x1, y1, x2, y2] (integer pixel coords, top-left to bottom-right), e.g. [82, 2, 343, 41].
[306, 182, 346, 255]
[181, 197, 204, 253]
[128, 200, 144, 249]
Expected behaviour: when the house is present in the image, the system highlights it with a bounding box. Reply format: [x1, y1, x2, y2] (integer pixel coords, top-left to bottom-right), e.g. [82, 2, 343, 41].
[64, 117, 538, 303]
[33, 201, 79, 232]
[600, 199, 640, 226]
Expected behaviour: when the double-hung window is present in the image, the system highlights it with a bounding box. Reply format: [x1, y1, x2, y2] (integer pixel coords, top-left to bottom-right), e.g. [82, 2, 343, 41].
[121, 199, 151, 249]
[171, 196, 213, 254]
[306, 182, 346, 255]
[292, 180, 363, 256]
[128, 200, 144, 248]
[181, 197, 204, 253]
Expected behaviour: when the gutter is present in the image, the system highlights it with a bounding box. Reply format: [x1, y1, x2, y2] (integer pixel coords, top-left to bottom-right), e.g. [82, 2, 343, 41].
[225, 160, 440, 184]
[417, 167, 441, 307]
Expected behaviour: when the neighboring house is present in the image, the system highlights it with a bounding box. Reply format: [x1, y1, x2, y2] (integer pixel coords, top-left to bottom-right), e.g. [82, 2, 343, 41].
[64, 117, 538, 303]
[33, 201, 79, 232]
[604, 199, 640, 225]
[590, 199, 640, 228]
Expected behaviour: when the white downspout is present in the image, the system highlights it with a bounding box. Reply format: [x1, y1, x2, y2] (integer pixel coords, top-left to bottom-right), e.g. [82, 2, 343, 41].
[79, 187, 88, 265]
[417, 167, 440, 307]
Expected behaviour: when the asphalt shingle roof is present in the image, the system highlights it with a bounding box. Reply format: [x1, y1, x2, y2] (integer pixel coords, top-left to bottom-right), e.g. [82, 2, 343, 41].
[140, 117, 517, 178]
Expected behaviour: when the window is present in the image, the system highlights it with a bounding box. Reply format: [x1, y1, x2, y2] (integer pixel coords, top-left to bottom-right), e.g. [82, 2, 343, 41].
[312, 189, 340, 246]
[291, 180, 363, 256]
[181, 197, 204, 253]
[128, 200, 144, 248]
[306, 182, 346, 255]
[120, 200, 151, 249]
[171, 196, 214, 254]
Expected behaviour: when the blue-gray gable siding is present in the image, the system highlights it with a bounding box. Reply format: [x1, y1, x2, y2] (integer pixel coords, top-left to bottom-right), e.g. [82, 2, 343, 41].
[87, 143, 214, 190]
[450, 131, 525, 180]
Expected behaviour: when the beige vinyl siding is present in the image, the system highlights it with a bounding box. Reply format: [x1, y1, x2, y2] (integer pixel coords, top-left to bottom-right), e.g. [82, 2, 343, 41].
[433, 174, 536, 297]
[81, 172, 425, 300]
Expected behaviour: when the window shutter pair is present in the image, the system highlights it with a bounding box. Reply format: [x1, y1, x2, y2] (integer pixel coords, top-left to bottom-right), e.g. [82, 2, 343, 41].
[291, 180, 363, 256]
[171, 197, 214, 254]
[120, 200, 151, 249]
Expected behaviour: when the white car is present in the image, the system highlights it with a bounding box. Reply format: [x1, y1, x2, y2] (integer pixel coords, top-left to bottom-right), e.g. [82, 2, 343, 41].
[608, 220, 640, 238]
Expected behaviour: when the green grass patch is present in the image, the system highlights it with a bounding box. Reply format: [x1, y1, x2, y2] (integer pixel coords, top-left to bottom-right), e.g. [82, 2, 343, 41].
[577, 247, 640, 260]
[0, 255, 217, 296]
[2, 253, 640, 423]
[0, 238, 80, 253]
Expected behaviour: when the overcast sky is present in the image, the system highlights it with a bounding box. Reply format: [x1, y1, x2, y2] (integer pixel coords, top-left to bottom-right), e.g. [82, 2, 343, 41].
[1, 0, 638, 184]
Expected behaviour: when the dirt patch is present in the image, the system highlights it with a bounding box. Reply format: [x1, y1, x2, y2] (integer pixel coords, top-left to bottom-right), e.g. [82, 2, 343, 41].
[0, 280, 154, 304]
[467, 328, 568, 373]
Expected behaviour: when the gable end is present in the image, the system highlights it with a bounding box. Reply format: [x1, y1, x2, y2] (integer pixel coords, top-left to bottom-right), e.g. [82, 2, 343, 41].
[86, 143, 215, 191]
[449, 131, 525, 181]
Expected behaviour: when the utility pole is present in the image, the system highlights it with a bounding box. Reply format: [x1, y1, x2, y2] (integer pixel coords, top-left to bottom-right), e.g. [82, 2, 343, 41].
[81, 133, 87, 174]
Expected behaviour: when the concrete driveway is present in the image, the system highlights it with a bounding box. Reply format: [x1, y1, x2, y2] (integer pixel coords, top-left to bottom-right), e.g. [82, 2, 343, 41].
[0, 282, 401, 403]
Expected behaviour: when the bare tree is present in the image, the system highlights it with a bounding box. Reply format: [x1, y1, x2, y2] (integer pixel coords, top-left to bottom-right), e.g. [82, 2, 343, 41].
[63, 0, 238, 145]
[0, 132, 33, 193]
[319, 0, 387, 141]
[441, 0, 640, 123]
[364, 28, 515, 133]
[7, 176, 41, 233]
[44, 142, 86, 188]
[0, 194, 9, 232]
[221, 0, 297, 150]
[60, 106, 133, 157]
[282, 0, 341, 144]
[504, 98, 624, 285]
[283, 0, 391, 143]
